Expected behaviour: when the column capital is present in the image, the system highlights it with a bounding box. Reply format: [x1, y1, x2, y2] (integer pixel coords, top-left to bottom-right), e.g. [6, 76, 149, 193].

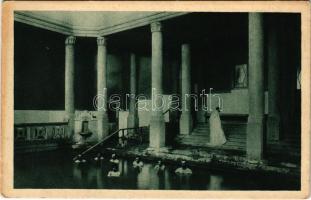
[97, 36, 107, 46]
[151, 22, 162, 33]
[65, 36, 76, 45]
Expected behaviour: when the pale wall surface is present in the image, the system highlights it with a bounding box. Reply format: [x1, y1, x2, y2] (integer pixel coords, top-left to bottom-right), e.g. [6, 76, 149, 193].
[14, 91, 269, 124]
[118, 95, 171, 130]
[196, 89, 268, 122]
[14, 110, 67, 124]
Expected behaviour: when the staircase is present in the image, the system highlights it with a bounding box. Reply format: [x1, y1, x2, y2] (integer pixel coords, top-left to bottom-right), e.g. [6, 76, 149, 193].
[177, 122, 247, 151]
[177, 121, 301, 157]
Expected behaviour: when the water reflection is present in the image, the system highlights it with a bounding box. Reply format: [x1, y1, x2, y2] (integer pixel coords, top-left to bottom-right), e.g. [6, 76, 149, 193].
[208, 175, 223, 190]
[14, 151, 300, 190]
[71, 159, 180, 189]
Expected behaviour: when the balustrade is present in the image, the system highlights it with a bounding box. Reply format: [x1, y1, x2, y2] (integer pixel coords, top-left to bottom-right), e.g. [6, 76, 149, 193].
[14, 122, 70, 143]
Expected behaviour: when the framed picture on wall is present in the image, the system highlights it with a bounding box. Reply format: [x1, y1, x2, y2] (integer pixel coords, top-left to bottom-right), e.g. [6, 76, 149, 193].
[234, 64, 248, 88]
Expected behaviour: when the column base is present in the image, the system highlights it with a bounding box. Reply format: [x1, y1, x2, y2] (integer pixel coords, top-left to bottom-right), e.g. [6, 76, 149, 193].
[149, 114, 165, 148]
[68, 113, 75, 139]
[267, 115, 280, 141]
[179, 112, 192, 135]
[146, 146, 171, 155]
[246, 116, 264, 160]
[97, 112, 109, 142]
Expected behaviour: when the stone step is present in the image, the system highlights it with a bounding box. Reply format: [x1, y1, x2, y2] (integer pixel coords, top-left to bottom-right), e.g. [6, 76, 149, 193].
[194, 127, 210, 130]
[192, 130, 209, 134]
[194, 126, 210, 129]
[227, 132, 246, 136]
[179, 135, 246, 145]
[226, 138, 246, 143]
[223, 128, 247, 132]
[180, 135, 209, 140]
[179, 141, 245, 151]
[195, 125, 246, 131]
[224, 140, 246, 145]
[178, 135, 245, 146]
[193, 128, 245, 132]
[192, 133, 210, 137]
[191, 132, 246, 138]
[227, 136, 246, 140]
[182, 122, 248, 150]
[195, 126, 209, 129]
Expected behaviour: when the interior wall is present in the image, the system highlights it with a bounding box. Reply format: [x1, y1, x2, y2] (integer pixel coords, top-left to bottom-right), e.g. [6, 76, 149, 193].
[14, 22, 66, 110]
[14, 22, 132, 113]
[14, 110, 67, 124]
[14, 13, 301, 135]
[277, 14, 301, 138]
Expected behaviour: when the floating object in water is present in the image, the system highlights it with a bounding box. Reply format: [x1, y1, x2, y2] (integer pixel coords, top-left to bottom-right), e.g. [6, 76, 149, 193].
[175, 160, 192, 175]
[110, 154, 119, 164]
[155, 160, 165, 172]
[107, 171, 121, 177]
[107, 167, 121, 177]
[175, 167, 192, 175]
[94, 153, 104, 161]
[133, 157, 144, 169]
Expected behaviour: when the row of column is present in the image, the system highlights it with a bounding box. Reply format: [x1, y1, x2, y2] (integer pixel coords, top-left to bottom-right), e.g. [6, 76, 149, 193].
[149, 22, 193, 148]
[64, 21, 168, 145]
[64, 20, 190, 148]
[179, 14, 281, 161]
[65, 35, 110, 141]
[177, 13, 281, 160]
[65, 14, 280, 160]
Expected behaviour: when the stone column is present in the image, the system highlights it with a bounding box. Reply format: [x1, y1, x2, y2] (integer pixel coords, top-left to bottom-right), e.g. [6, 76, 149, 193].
[127, 53, 139, 132]
[267, 22, 280, 141]
[179, 44, 192, 135]
[65, 36, 76, 137]
[246, 13, 265, 160]
[97, 36, 109, 142]
[149, 22, 165, 148]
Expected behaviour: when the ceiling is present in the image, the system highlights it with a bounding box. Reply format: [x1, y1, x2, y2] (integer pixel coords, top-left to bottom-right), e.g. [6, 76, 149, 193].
[14, 11, 186, 37]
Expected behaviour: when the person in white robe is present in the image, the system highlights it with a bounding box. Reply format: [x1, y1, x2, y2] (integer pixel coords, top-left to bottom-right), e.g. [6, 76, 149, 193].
[209, 107, 227, 146]
[107, 167, 121, 177]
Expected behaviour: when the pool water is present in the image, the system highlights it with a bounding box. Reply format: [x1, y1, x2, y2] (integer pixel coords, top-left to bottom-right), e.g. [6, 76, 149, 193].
[14, 149, 300, 190]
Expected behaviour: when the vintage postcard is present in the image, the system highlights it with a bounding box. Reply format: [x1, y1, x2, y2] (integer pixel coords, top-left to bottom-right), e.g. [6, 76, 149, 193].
[1, 1, 310, 198]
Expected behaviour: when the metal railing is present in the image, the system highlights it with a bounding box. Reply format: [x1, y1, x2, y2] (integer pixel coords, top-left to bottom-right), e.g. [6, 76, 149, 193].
[74, 107, 173, 160]
[73, 126, 148, 160]
[163, 107, 171, 115]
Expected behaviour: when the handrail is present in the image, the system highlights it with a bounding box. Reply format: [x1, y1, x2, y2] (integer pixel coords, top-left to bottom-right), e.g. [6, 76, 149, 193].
[73, 129, 119, 160]
[73, 126, 148, 160]
[163, 107, 172, 115]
